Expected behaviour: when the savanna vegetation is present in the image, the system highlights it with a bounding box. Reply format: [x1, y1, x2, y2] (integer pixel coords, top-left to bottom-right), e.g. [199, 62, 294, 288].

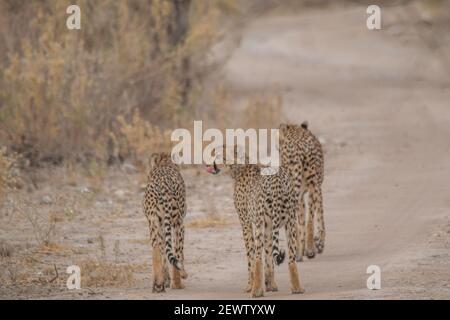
[0, 0, 242, 168]
[0, 0, 448, 184]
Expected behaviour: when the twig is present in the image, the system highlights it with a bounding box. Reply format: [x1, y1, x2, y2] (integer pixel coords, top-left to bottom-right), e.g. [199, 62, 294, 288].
[49, 264, 59, 283]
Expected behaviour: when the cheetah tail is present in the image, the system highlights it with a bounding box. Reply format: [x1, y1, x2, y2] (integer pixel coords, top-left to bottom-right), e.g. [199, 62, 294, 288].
[272, 229, 285, 265]
[163, 213, 183, 271]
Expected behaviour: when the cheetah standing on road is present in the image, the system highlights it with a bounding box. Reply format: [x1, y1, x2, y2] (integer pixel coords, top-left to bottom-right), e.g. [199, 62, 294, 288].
[143, 153, 187, 293]
[206, 146, 304, 298]
[279, 122, 325, 259]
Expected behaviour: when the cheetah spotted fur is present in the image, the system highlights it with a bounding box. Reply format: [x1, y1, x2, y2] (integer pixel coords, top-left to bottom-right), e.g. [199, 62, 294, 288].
[143, 153, 187, 293]
[207, 146, 305, 298]
[279, 122, 325, 259]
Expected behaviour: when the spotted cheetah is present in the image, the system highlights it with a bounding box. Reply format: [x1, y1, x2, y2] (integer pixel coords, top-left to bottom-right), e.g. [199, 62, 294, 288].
[143, 153, 187, 293]
[279, 122, 325, 259]
[206, 146, 305, 298]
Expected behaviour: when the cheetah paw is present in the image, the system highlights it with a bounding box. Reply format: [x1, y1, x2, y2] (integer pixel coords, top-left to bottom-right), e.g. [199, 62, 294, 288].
[265, 284, 278, 292]
[171, 282, 185, 290]
[292, 286, 305, 294]
[164, 277, 171, 287]
[180, 269, 188, 279]
[251, 287, 264, 298]
[305, 248, 316, 259]
[152, 283, 165, 293]
[314, 236, 324, 254]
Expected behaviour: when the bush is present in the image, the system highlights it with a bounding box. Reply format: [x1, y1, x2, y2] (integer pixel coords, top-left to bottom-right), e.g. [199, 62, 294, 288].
[0, 0, 238, 165]
[0, 147, 23, 204]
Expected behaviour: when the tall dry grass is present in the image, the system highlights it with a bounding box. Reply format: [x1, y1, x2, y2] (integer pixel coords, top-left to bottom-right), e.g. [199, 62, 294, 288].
[0, 0, 238, 165]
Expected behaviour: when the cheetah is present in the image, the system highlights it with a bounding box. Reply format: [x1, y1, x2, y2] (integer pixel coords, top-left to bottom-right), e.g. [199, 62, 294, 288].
[206, 146, 305, 298]
[143, 153, 187, 293]
[279, 122, 325, 259]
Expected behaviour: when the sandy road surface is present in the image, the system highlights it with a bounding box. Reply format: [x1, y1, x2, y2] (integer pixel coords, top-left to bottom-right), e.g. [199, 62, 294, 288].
[179, 5, 450, 299]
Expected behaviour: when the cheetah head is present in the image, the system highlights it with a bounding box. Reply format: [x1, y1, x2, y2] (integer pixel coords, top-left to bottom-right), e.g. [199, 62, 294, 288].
[279, 122, 308, 135]
[205, 145, 246, 175]
[149, 152, 173, 168]
[205, 161, 221, 175]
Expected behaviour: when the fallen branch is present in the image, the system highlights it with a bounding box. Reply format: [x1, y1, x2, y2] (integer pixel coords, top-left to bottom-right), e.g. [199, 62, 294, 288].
[49, 264, 58, 283]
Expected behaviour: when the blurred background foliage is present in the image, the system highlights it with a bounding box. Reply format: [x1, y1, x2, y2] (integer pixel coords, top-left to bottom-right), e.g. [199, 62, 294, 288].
[0, 0, 240, 165]
[0, 0, 448, 169]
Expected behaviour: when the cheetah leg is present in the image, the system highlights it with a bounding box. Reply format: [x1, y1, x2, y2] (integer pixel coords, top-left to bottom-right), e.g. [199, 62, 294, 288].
[314, 186, 325, 254]
[251, 216, 264, 298]
[241, 222, 254, 293]
[264, 219, 278, 292]
[162, 218, 170, 287]
[296, 194, 306, 261]
[178, 224, 188, 279]
[286, 221, 305, 294]
[305, 184, 317, 259]
[150, 220, 165, 293]
[171, 224, 186, 289]
[163, 255, 171, 287]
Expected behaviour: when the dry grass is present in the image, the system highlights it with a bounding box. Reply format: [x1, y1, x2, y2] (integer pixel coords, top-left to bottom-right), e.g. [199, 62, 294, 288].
[0, 240, 14, 258]
[187, 189, 232, 228]
[77, 259, 135, 288]
[187, 215, 231, 228]
[0, 0, 239, 165]
[0, 148, 24, 204]
[2, 194, 84, 248]
[117, 110, 173, 166]
[128, 238, 150, 245]
[0, 255, 57, 286]
[23, 210, 58, 247]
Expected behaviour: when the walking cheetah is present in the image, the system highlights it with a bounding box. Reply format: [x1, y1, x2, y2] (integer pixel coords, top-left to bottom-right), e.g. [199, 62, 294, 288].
[143, 153, 187, 293]
[279, 122, 325, 259]
[206, 146, 305, 298]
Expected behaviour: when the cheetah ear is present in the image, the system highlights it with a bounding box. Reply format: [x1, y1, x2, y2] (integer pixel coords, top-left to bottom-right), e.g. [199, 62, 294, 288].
[278, 124, 288, 142]
[213, 144, 225, 164]
[301, 121, 309, 130]
[149, 153, 159, 168]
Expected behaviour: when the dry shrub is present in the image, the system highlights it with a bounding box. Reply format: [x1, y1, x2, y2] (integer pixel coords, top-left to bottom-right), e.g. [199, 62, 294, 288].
[0, 257, 60, 286]
[201, 85, 234, 130]
[0, 147, 24, 203]
[77, 259, 135, 287]
[243, 94, 283, 129]
[25, 212, 58, 247]
[0, 0, 239, 165]
[0, 149, 9, 204]
[36, 242, 66, 254]
[201, 86, 284, 131]
[117, 109, 172, 165]
[0, 240, 14, 258]
[7, 197, 58, 247]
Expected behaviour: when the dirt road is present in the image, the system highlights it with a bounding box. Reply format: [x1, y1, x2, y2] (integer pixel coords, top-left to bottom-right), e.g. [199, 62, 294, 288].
[179, 5, 450, 299]
[1, 5, 449, 299]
